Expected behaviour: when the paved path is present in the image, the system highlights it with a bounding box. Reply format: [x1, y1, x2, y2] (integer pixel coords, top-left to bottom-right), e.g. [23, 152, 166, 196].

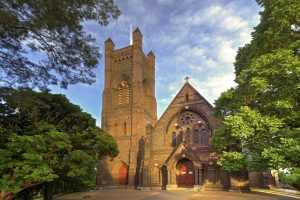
[56, 189, 300, 200]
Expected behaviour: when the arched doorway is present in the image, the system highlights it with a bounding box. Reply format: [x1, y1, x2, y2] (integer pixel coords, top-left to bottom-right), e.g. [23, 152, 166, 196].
[177, 159, 195, 187]
[119, 165, 128, 185]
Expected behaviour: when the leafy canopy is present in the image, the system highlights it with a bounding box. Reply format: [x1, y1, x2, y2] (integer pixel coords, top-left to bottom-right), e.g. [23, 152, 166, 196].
[0, 0, 121, 89]
[217, 152, 248, 172]
[213, 0, 300, 174]
[0, 88, 118, 194]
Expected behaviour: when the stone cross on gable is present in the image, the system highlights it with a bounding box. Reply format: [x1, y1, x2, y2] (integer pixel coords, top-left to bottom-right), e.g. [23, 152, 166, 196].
[184, 75, 190, 83]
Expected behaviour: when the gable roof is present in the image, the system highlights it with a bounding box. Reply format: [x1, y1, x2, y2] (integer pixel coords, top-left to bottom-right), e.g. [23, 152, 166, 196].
[162, 142, 202, 168]
[155, 82, 213, 129]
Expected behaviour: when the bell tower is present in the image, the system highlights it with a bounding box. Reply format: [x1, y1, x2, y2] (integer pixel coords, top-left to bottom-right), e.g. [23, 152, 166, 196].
[101, 28, 157, 186]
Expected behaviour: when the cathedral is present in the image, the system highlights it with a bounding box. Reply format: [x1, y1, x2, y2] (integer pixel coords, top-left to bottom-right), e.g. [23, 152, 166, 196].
[97, 28, 273, 190]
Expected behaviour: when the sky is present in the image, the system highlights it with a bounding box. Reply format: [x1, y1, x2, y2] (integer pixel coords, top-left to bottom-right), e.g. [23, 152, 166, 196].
[51, 0, 261, 127]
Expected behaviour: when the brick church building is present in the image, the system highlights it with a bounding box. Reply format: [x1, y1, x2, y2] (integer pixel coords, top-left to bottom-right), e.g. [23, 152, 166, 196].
[97, 28, 275, 190]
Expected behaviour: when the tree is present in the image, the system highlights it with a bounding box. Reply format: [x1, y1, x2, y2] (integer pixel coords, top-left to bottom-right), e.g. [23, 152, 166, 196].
[0, 0, 121, 89]
[212, 106, 298, 172]
[280, 168, 300, 190]
[0, 88, 119, 199]
[213, 0, 300, 179]
[217, 151, 247, 173]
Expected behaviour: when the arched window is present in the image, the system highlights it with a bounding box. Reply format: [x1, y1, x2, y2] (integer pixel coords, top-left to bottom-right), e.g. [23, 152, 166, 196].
[201, 129, 207, 145]
[118, 81, 130, 104]
[114, 123, 118, 137]
[185, 128, 190, 144]
[193, 129, 199, 144]
[171, 132, 176, 147]
[124, 122, 127, 135]
[177, 131, 183, 145]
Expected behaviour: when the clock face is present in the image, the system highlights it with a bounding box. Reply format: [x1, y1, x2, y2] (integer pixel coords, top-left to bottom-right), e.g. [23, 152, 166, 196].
[180, 111, 195, 125]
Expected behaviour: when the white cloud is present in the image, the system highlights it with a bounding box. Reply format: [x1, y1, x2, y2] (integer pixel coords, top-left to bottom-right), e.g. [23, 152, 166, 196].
[239, 31, 252, 45]
[176, 45, 204, 57]
[171, 5, 248, 32]
[217, 40, 237, 64]
[190, 73, 237, 105]
[222, 15, 248, 31]
[154, 32, 238, 114]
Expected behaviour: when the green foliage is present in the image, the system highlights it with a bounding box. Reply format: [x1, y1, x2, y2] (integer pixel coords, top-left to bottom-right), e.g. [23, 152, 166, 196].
[0, 0, 121, 89]
[217, 152, 247, 172]
[0, 124, 69, 193]
[235, 0, 300, 75]
[213, 106, 283, 148]
[215, 49, 300, 123]
[0, 88, 119, 195]
[262, 129, 300, 170]
[213, 0, 300, 173]
[236, 49, 300, 124]
[213, 106, 284, 171]
[211, 125, 236, 152]
[280, 168, 300, 190]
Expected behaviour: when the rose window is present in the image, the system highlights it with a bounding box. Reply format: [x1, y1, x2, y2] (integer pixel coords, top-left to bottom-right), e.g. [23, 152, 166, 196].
[180, 112, 195, 125]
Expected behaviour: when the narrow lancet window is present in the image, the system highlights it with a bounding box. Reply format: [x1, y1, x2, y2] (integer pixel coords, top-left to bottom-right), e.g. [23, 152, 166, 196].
[201, 129, 207, 145]
[118, 81, 130, 104]
[177, 131, 183, 145]
[171, 132, 176, 147]
[194, 129, 199, 144]
[124, 122, 127, 135]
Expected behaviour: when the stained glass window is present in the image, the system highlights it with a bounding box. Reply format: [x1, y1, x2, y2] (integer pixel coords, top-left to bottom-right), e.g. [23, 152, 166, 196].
[194, 129, 199, 144]
[171, 132, 176, 147]
[201, 129, 207, 145]
[177, 131, 183, 145]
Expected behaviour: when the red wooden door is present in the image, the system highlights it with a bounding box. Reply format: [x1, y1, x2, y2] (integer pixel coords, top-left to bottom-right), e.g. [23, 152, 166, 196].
[119, 166, 128, 185]
[178, 160, 195, 187]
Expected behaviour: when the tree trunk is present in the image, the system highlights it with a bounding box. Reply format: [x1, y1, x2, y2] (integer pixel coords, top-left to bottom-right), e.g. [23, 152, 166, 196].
[43, 182, 53, 200]
[0, 192, 14, 200]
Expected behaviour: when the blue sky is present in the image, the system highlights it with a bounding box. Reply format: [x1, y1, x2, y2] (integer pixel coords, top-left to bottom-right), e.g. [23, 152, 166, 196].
[51, 0, 261, 127]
